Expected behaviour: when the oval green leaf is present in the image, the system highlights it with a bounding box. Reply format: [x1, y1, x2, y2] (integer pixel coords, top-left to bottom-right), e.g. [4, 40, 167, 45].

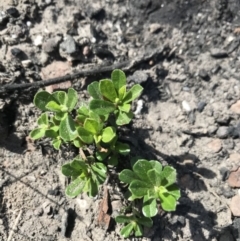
[65, 177, 86, 198]
[111, 69, 126, 92]
[30, 128, 45, 140]
[34, 91, 56, 111]
[102, 126, 116, 143]
[77, 126, 94, 144]
[123, 84, 143, 103]
[99, 79, 118, 102]
[89, 99, 116, 115]
[67, 88, 78, 111]
[88, 81, 102, 99]
[59, 115, 78, 141]
[142, 196, 158, 217]
[119, 169, 138, 184]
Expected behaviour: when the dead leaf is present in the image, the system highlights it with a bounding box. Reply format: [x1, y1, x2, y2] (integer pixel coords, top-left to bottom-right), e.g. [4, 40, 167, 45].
[97, 186, 111, 229]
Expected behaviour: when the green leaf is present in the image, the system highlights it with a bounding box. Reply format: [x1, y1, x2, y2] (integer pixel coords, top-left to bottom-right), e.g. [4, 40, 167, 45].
[52, 139, 61, 150]
[46, 101, 62, 112]
[167, 183, 181, 200]
[137, 217, 153, 228]
[159, 190, 178, 211]
[84, 118, 100, 134]
[89, 99, 116, 115]
[116, 110, 133, 125]
[91, 162, 107, 178]
[77, 126, 94, 144]
[61, 160, 85, 177]
[73, 138, 84, 148]
[118, 103, 131, 112]
[99, 79, 118, 102]
[88, 81, 102, 99]
[134, 223, 143, 237]
[111, 69, 126, 91]
[30, 128, 45, 140]
[65, 177, 86, 198]
[149, 160, 162, 174]
[115, 142, 130, 155]
[119, 169, 138, 184]
[66, 88, 78, 111]
[133, 159, 153, 182]
[37, 113, 49, 126]
[161, 166, 177, 187]
[120, 223, 134, 238]
[59, 115, 78, 141]
[96, 151, 110, 161]
[102, 126, 116, 143]
[108, 155, 118, 166]
[123, 84, 143, 103]
[45, 129, 58, 138]
[129, 180, 150, 198]
[115, 215, 133, 223]
[147, 169, 162, 186]
[77, 105, 89, 116]
[55, 112, 67, 121]
[89, 179, 98, 197]
[57, 91, 68, 105]
[142, 196, 158, 217]
[33, 91, 55, 111]
[118, 85, 126, 100]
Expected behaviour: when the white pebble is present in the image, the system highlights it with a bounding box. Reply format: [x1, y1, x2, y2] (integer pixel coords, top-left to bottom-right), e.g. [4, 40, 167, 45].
[45, 0, 52, 3]
[134, 99, 144, 115]
[34, 35, 43, 46]
[182, 100, 191, 112]
[26, 21, 32, 27]
[11, 34, 17, 39]
[91, 37, 96, 43]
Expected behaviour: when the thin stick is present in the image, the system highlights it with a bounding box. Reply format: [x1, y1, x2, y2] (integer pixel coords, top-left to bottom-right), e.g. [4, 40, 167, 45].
[0, 47, 167, 93]
[7, 209, 23, 241]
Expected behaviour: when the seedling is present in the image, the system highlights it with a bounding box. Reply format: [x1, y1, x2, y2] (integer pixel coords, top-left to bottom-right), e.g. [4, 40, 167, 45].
[116, 213, 153, 238]
[30, 69, 180, 238]
[119, 159, 180, 216]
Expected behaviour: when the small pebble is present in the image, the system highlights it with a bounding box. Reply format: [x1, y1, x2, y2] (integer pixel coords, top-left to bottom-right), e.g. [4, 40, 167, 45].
[197, 101, 206, 112]
[216, 126, 229, 139]
[34, 35, 43, 46]
[182, 100, 191, 112]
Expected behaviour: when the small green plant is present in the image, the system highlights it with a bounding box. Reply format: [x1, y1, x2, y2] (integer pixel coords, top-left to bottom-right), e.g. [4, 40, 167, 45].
[30, 69, 180, 238]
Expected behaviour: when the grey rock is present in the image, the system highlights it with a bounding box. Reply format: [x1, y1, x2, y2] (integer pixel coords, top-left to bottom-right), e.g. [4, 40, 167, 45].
[34, 207, 43, 217]
[197, 101, 206, 112]
[43, 36, 62, 53]
[221, 186, 235, 198]
[210, 48, 228, 58]
[60, 35, 78, 55]
[198, 69, 210, 81]
[128, 70, 149, 84]
[216, 126, 229, 138]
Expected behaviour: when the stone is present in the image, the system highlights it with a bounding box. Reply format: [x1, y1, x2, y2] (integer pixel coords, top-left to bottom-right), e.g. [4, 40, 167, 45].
[43, 36, 62, 53]
[216, 126, 229, 139]
[182, 100, 191, 112]
[207, 139, 222, 153]
[230, 100, 240, 114]
[128, 70, 149, 84]
[228, 153, 240, 171]
[34, 207, 43, 216]
[6, 7, 20, 18]
[197, 101, 206, 112]
[60, 35, 78, 55]
[230, 195, 240, 217]
[227, 167, 240, 187]
[149, 23, 162, 33]
[210, 48, 228, 58]
[198, 69, 210, 81]
[41, 61, 72, 92]
[33, 35, 43, 46]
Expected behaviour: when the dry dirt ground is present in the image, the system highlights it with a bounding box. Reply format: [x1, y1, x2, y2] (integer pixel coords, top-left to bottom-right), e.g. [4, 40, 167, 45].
[1, 0, 240, 240]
